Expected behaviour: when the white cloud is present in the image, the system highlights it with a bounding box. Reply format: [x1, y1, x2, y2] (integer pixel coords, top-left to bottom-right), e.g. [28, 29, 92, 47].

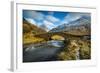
[25, 18, 36, 25]
[60, 20, 69, 25]
[24, 11, 44, 21]
[43, 20, 56, 31]
[46, 15, 60, 23]
[64, 13, 82, 22]
[63, 13, 90, 24]
[37, 22, 42, 26]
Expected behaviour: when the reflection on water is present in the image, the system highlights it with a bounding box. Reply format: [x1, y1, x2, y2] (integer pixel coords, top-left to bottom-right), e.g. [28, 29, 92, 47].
[23, 40, 65, 62]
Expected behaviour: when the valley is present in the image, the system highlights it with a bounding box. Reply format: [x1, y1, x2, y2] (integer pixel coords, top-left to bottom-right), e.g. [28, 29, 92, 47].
[23, 16, 91, 62]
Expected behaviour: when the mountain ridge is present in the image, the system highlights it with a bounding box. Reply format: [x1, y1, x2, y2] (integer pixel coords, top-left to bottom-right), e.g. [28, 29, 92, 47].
[49, 17, 91, 35]
[23, 18, 46, 34]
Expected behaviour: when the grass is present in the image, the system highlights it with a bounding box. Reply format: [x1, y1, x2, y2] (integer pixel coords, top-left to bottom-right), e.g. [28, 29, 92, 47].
[79, 40, 91, 59]
[23, 32, 46, 45]
[51, 35, 65, 40]
[57, 39, 91, 60]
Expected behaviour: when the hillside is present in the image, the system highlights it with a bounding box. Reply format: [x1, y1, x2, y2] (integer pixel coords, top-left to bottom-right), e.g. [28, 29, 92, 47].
[23, 18, 46, 34]
[50, 17, 91, 36]
[23, 18, 47, 45]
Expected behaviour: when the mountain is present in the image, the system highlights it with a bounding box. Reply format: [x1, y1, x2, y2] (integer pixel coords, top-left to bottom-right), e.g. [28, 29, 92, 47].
[23, 18, 46, 34]
[50, 17, 91, 35]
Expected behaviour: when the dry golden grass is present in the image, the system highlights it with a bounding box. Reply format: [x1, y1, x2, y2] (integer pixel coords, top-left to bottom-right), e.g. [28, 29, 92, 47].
[23, 33, 46, 45]
[51, 35, 65, 40]
[57, 39, 91, 60]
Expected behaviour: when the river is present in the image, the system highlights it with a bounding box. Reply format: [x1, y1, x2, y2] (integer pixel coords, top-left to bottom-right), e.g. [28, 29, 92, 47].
[23, 40, 65, 62]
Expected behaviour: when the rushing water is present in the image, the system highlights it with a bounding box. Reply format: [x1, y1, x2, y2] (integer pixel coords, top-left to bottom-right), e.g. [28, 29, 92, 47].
[23, 40, 65, 62]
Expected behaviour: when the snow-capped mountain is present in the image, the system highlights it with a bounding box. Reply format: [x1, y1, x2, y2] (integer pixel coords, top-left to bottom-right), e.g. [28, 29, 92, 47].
[24, 15, 91, 34]
[50, 16, 91, 35]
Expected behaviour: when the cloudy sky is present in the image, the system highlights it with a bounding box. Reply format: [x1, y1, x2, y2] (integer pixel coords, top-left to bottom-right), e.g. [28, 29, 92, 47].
[23, 10, 90, 31]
